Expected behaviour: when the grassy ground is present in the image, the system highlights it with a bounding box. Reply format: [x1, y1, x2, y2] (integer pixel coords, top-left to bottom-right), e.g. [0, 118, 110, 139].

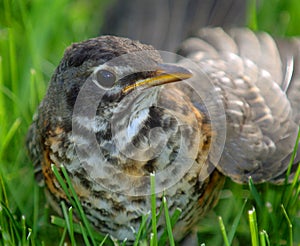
[0, 0, 299, 245]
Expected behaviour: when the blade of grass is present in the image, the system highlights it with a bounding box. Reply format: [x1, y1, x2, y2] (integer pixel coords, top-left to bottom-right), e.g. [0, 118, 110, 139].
[158, 207, 181, 245]
[21, 215, 26, 246]
[259, 231, 266, 246]
[68, 206, 76, 246]
[150, 233, 154, 246]
[0, 173, 9, 207]
[0, 85, 19, 106]
[285, 126, 300, 185]
[29, 69, 38, 113]
[79, 222, 91, 246]
[248, 207, 259, 246]
[0, 118, 21, 158]
[286, 164, 300, 213]
[51, 216, 109, 243]
[99, 233, 108, 246]
[8, 28, 18, 97]
[281, 204, 293, 246]
[227, 199, 247, 244]
[218, 216, 230, 246]
[134, 212, 150, 246]
[282, 126, 300, 206]
[59, 165, 97, 245]
[150, 173, 157, 245]
[263, 229, 271, 246]
[120, 238, 127, 246]
[0, 56, 4, 121]
[52, 165, 100, 245]
[0, 201, 21, 244]
[27, 228, 33, 245]
[0, 174, 16, 245]
[248, 177, 264, 210]
[58, 227, 68, 246]
[146, 196, 164, 236]
[32, 183, 39, 240]
[162, 196, 175, 246]
[260, 230, 270, 246]
[60, 201, 76, 246]
[247, 0, 258, 30]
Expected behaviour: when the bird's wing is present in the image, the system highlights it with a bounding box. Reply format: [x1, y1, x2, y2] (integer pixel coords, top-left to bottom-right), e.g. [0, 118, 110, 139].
[178, 28, 299, 183]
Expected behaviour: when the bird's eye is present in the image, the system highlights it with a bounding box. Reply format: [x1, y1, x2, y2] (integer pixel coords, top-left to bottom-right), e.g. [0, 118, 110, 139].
[95, 69, 116, 88]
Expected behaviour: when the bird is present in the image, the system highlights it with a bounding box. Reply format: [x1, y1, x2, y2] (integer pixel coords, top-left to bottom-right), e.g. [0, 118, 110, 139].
[26, 28, 300, 243]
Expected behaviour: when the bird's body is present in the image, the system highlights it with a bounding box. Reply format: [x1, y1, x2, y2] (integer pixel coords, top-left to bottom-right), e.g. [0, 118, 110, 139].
[27, 28, 300, 242]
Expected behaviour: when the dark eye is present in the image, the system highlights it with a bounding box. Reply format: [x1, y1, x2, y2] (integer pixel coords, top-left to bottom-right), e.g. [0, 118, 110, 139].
[95, 69, 116, 88]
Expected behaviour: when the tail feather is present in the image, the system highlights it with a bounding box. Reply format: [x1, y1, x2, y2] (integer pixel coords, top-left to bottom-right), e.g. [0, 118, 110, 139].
[276, 38, 300, 123]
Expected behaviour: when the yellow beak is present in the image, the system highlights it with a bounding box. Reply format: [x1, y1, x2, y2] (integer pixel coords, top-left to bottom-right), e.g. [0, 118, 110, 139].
[122, 63, 192, 93]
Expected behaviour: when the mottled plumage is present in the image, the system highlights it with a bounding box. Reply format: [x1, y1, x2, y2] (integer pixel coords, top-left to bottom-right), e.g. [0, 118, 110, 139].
[26, 28, 300, 242]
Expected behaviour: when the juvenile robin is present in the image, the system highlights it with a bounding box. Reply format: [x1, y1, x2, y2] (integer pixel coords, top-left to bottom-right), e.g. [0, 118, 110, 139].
[26, 28, 300, 242]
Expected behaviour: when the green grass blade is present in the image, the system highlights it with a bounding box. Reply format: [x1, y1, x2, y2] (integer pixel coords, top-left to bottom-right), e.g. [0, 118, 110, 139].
[264, 230, 270, 246]
[51, 216, 67, 228]
[0, 173, 9, 208]
[150, 233, 154, 246]
[21, 215, 27, 246]
[248, 177, 264, 210]
[32, 183, 39, 240]
[0, 118, 21, 158]
[59, 165, 97, 245]
[0, 201, 21, 244]
[169, 208, 181, 227]
[61, 201, 76, 246]
[58, 227, 67, 246]
[162, 197, 175, 246]
[134, 212, 150, 246]
[51, 216, 109, 243]
[158, 207, 181, 245]
[259, 230, 270, 246]
[68, 206, 76, 246]
[247, 0, 258, 30]
[51, 164, 75, 207]
[99, 234, 109, 246]
[259, 231, 266, 246]
[291, 163, 300, 189]
[227, 199, 247, 244]
[8, 28, 18, 97]
[52, 164, 107, 245]
[121, 238, 128, 246]
[150, 173, 157, 245]
[281, 204, 293, 246]
[0, 56, 4, 121]
[29, 69, 38, 114]
[80, 222, 91, 246]
[282, 127, 300, 211]
[285, 126, 300, 185]
[27, 228, 33, 245]
[218, 216, 230, 246]
[248, 207, 259, 246]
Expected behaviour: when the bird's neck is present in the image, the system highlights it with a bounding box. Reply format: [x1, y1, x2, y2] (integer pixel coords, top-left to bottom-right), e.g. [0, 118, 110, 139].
[95, 87, 176, 172]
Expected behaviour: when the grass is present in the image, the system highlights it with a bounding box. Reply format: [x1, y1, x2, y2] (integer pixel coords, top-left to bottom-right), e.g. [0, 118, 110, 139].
[0, 0, 300, 245]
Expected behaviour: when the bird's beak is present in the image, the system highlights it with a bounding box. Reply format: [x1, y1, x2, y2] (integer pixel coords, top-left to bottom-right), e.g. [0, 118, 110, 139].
[122, 63, 192, 93]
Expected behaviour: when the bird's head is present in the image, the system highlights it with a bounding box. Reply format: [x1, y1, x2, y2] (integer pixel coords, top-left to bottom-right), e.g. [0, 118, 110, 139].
[47, 35, 191, 115]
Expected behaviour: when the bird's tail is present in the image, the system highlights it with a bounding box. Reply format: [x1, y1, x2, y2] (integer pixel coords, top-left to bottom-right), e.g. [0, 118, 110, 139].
[275, 38, 300, 123]
[271, 37, 300, 183]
